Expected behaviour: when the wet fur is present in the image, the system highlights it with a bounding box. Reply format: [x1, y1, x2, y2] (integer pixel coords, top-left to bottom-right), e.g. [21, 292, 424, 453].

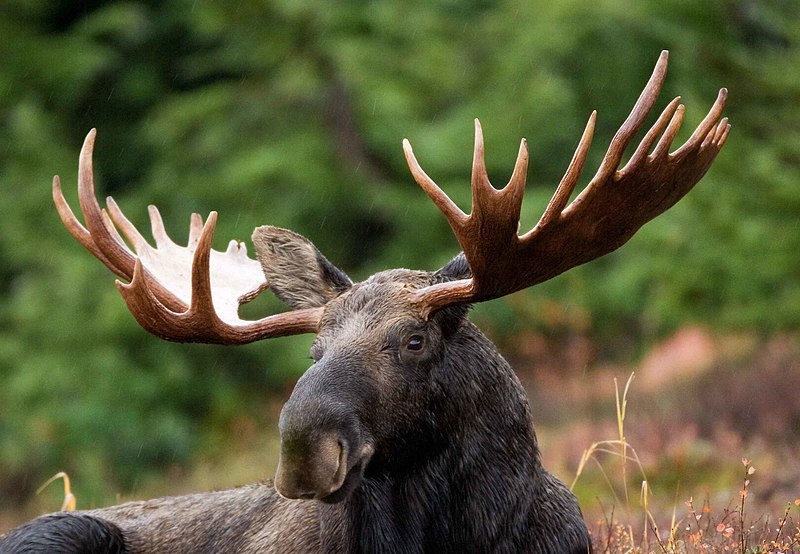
[1, 255, 590, 553]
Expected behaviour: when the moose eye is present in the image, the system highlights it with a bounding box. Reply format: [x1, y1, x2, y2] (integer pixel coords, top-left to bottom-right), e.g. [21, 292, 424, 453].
[405, 335, 425, 352]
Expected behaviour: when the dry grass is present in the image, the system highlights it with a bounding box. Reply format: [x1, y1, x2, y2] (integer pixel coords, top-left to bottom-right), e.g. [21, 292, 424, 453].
[35, 472, 76, 512]
[572, 373, 800, 553]
[587, 465, 800, 553]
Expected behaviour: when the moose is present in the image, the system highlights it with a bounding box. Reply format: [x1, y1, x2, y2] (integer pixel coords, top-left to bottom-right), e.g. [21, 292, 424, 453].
[0, 51, 728, 553]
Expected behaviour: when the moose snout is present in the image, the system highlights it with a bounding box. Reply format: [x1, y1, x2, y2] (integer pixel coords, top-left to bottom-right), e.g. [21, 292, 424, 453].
[275, 390, 374, 503]
[274, 432, 349, 500]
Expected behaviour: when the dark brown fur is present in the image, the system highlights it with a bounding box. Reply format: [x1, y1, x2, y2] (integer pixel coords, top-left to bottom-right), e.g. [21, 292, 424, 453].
[1, 242, 591, 553]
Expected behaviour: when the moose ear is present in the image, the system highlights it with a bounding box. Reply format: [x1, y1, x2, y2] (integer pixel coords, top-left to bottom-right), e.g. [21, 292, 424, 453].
[435, 253, 472, 282]
[252, 226, 352, 309]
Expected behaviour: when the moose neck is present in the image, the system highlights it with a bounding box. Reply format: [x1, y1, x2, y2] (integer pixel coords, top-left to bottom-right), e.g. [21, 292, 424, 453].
[317, 322, 585, 553]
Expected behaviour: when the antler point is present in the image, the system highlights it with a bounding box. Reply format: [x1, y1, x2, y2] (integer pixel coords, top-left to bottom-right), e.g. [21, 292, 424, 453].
[83, 130, 97, 153]
[402, 138, 416, 160]
[114, 279, 130, 292]
[718, 123, 732, 147]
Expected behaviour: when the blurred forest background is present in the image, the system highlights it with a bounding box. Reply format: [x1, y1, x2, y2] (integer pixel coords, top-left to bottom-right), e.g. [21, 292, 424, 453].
[1, 0, 799, 532]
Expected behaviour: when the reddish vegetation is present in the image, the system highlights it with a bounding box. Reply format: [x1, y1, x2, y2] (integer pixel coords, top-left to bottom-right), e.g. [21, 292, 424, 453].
[506, 325, 800, 549]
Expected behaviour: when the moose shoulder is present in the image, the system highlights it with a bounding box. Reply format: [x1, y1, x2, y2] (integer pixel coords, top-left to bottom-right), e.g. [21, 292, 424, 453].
[0, 51, 729, 554]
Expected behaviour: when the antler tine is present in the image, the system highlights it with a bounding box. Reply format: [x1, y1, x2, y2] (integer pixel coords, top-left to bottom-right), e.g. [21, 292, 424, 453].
[76, 129, 139, 278]
[53, 175, 126, 278]
[673, 88, 728, 159]
[225, 240, 240, 254]
[714, 117, 731, 146]
[648, 101, 685, 161]
[470, 120, 494, 209]
[100, 207, 133, 254]
[403, 139, 468, 229]
[405, 120, 530, 277]
[501, 136, 530, 229]
[189, 211, 220, 322]
[594, 50, 669, 183]
[106, 196, 149, 251]
[188, 213, 203, 247]
[535, 111, 597, 231]
[469, 120, 529, 225]
[623, 96, 682, 171]
[507, 138, 530, 195]
[148, 205, 178, 248]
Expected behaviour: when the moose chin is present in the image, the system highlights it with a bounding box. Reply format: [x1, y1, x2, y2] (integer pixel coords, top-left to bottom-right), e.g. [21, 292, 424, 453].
[0, 50, 729, 554]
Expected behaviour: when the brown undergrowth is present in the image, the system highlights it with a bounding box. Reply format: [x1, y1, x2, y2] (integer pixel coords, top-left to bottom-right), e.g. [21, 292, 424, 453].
[573, 374, 800, 553]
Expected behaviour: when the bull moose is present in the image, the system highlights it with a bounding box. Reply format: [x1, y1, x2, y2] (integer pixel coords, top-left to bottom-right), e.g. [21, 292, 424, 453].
[0, 51, 728, 553]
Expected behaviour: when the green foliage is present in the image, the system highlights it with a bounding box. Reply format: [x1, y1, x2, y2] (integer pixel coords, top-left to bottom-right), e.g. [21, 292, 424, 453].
[0, 0, 798, 508]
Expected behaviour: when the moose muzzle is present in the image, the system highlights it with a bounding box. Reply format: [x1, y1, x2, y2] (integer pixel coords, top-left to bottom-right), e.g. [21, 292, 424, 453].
[275, 390, 374, 503]
[275, 431, 348, 500]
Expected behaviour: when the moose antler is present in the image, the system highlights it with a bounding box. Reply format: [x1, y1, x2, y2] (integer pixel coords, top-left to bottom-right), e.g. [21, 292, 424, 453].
[405, 50, 730, 317]
[53, 130, 322, 344]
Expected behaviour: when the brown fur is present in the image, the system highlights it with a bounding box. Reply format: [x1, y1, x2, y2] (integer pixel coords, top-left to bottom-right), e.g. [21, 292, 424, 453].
[0, 243, 590, 553]
[84, 482, 319, 553]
